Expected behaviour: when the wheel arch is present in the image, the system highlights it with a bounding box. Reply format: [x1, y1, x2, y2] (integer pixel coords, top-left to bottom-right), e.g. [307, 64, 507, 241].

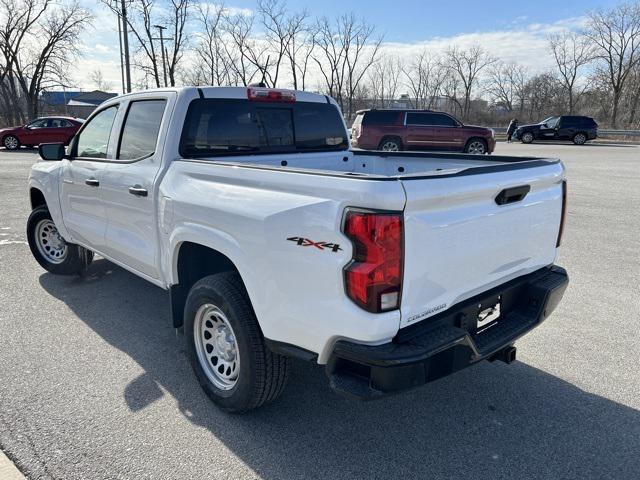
[170, 241, 248, 329]
[30, 187, 47, 210]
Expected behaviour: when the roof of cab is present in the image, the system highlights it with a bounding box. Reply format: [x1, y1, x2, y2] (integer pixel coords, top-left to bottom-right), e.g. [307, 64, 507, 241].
[105, 86, 331, 104]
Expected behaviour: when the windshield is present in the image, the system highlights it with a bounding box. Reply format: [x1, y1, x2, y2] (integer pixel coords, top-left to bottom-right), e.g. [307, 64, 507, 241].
[180, 98, 348, 158]
[540, 116, 559, 127]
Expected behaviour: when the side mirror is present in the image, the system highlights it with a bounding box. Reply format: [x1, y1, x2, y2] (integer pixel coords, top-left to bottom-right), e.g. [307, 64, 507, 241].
[39, 143, 66, 161]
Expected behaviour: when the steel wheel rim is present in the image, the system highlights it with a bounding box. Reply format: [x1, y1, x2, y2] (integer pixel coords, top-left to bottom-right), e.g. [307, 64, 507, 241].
[468, 141, 486, 154]
[194, 304, 240, 390]
[381, 141, 399, 151]
[4, 136, 18, 149]
[35, 219, 67, 264]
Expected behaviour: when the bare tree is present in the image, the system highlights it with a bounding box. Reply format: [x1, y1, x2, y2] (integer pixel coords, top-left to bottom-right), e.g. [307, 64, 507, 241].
[224, 10, 267, 86]
[89, 69, 113, 91]
[0, 0, 51, 123]
[191, 2, 233, 86]
[313, 13, 382, 119]
[446, 44, 496, 118]
[282, 7, 312, 90]
[258, 0, 294, 87]
[548, 31, 593, 113]
[401, 51, 448, 109]
[586, 2, 640, 127]
[101, 0, 191, 88]
[369, 55, 402, 108]
[0, 0, 91, 119]
[487, 62, 529, 112]
[523, 73, 564, 119]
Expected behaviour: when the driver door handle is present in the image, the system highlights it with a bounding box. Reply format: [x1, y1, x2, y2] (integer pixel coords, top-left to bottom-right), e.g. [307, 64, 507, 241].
[128, 185, 148, 197]
[85, 178, 100, 187]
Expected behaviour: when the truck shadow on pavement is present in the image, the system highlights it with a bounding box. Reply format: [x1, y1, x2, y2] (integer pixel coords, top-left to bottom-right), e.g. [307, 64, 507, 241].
[39, 259, 640, 480]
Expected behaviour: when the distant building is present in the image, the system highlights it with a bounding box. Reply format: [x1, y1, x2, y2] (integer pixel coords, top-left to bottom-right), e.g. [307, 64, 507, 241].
[40, 90, 118, 119]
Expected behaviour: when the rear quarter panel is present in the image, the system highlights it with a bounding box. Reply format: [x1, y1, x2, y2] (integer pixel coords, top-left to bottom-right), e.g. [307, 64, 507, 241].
[160, 161, 406, 362]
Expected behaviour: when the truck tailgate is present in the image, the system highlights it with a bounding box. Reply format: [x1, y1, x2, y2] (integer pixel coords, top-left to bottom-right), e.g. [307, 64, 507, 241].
[399, 160, 565, 328]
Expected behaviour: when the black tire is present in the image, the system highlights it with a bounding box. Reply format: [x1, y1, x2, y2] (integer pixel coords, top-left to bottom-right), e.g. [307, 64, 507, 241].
[520, 132, 534, 144]
[184, 272, 290, 413]
[3, 135, 20, 150]
[378, 137, 402, 152]
[464, 138, 488, 154]
[26, 206, 93, 275]
[572, 132, 587, 145]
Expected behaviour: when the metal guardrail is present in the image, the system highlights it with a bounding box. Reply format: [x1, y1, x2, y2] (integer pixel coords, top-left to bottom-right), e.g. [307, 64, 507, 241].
[491, 127, 640, 137]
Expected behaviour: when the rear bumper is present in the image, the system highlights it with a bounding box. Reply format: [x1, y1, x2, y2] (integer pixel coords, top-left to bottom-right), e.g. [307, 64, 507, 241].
[327, 265, 568, 399]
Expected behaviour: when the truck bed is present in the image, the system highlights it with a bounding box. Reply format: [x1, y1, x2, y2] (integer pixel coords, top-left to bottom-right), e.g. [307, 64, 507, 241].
[193, 149, 559, 179]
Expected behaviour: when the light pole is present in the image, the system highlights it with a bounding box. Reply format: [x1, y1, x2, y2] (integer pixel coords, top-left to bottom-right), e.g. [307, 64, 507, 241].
[153, 24, 170, 87]
[120, 0, 132, 92]
[117, 11, 125, 93]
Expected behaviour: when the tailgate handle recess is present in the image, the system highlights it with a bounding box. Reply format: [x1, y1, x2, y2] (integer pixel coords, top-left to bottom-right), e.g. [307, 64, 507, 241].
[495, 185, 530, 205]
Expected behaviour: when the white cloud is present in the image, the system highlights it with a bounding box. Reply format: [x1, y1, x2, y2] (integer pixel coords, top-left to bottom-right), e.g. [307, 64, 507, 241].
[69, 12, 587, 93]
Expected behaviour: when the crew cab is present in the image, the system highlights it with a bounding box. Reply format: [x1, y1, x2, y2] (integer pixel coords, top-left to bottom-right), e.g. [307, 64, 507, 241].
[27, 87, 569, 412]
[351, 109, 496, 154]
[515, 115, 598, 145]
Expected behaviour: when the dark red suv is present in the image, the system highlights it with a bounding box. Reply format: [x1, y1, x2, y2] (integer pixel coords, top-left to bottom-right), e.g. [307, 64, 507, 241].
[351, 109, 495, 154]
[1, 117, 83, 150]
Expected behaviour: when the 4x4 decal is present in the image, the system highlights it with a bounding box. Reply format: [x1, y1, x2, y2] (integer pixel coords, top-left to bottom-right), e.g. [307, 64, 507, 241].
[287, 237, 342, 252]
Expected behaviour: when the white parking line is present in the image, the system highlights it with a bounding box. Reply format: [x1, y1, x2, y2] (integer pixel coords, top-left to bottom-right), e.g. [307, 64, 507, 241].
[0, 449, 25, 480]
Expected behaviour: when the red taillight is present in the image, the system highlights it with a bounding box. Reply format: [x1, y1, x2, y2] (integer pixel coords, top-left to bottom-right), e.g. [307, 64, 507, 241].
[247, 87, 296, 103]
[343, 209, 403, 313]
[556, 180, 567, 247]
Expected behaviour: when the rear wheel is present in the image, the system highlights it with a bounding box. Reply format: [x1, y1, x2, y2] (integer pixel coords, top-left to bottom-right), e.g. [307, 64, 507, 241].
[572, 133, 587, 145]
[521, 132, 534, 144]
[27, 206, 93, 275]
[378, 137, 402, 152]
[184, 272, 290, 413]
[464, 138, 487, 154]
[3, 135, 20, 150]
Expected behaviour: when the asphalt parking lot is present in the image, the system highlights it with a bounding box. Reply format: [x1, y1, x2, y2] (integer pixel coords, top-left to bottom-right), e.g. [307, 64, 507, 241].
[1, 142, 639, 479]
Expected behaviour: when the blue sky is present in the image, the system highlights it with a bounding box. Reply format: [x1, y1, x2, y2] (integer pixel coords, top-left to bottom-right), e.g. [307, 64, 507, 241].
[224, 0, 621, 42]
[77, 0, 623, 92]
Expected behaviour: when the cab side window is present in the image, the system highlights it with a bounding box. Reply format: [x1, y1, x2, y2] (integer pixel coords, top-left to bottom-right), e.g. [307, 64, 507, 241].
[28, 119, 48, 129]
[76, 106, 118, 159]
[117, 100, 167, 161]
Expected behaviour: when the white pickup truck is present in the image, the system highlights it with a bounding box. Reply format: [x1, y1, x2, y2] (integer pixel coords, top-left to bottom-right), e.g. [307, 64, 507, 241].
[27, 86, 569, 412]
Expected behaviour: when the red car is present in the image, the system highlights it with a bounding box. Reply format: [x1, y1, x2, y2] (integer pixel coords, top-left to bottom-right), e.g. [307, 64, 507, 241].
[351, 109, 496, 154]
[1, 117, 83, 150]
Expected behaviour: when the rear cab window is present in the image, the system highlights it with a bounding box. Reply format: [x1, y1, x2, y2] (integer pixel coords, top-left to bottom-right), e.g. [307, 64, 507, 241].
[118, 99, 167, 160]
[180, 99, 348, 158]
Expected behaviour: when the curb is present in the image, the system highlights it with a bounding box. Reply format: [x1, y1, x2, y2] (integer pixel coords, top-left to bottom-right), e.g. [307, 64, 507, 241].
[0, 449, 25, 480]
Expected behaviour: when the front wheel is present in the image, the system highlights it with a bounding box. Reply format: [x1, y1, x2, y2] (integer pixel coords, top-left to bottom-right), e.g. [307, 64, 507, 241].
[465, 138, 487, 154]
[521, 132, 534, 144]
[3, 135, 20, 150]
[184, 272, 290, 413]
[27, 206, 93, 275]
[572, 133, 587, 145]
